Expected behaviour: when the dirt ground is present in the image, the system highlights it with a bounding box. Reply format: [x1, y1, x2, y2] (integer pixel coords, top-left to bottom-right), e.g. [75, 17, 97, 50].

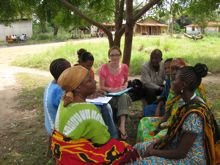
[0, 41, 220, 164]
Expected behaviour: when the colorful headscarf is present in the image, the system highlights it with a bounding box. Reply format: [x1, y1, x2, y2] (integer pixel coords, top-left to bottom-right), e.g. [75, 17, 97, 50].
[58, 65, 88, 91]
[170, 58, 186, 69]
[57, 65, 89, 106]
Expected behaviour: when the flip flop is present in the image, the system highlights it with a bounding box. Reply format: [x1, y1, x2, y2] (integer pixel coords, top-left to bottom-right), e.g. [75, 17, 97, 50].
[118, 128, 128, 141]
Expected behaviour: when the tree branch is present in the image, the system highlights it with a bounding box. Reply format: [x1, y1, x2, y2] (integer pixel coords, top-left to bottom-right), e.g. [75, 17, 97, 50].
[133, 0, 162, 22]
[59, 0, 112, 36]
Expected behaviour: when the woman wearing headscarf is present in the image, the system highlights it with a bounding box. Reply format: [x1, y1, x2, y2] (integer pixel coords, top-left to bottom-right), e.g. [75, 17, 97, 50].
[51, 65, 139, 164]
[131, 63, 220, 164]
[75, 50, 118, 139]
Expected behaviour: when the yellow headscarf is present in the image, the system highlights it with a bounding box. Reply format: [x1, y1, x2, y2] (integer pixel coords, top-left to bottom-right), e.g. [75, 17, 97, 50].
[58, 65, 89, 106]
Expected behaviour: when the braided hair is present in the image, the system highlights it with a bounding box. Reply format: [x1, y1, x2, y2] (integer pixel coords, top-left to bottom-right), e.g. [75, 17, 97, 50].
[178, 63, 208, 92]
[50, 58, 71, 81]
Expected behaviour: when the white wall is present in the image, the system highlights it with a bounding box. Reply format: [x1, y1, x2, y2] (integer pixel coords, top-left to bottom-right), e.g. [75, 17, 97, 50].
[186, 26, 201, 34]
[0, 20, 32, 41]
[204, 27, 219, 33]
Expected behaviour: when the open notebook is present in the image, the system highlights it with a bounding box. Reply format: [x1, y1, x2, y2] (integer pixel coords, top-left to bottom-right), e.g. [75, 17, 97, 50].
[86, 96, 112, 105]
[106, 87, 132, 96]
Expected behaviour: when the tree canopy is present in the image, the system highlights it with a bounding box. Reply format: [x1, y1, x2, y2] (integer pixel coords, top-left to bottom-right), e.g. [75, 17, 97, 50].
[0, 0, 219, 65]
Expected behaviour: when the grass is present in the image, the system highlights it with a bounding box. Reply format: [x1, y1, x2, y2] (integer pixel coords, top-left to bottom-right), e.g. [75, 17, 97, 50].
[11, 35, 220, 75]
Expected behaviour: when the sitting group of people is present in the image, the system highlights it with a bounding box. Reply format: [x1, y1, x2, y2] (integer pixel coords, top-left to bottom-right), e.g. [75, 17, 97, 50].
[6, 34, 27, 43]
[43, 46, 220, 164]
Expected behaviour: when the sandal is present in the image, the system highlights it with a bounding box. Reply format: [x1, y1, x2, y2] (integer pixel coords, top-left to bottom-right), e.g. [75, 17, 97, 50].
[118, 128, 128, 141]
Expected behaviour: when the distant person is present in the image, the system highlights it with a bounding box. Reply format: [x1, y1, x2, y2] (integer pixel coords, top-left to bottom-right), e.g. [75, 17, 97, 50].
[98, 28, 104, 37]
[11, 35, 17, 42]
[19, 34, 27, 41]
[140, 49, 165, 105]
[99, 46, 131, 140]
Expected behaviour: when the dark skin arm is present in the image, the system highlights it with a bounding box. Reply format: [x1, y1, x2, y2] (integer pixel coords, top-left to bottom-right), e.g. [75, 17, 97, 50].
[152, 110, 171, 135]
[155, 100, 163, 116]
[144, 131, 197, 159]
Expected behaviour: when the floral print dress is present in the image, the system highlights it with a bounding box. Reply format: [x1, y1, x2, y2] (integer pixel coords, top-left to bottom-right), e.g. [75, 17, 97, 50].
[132, 113, 206, 165]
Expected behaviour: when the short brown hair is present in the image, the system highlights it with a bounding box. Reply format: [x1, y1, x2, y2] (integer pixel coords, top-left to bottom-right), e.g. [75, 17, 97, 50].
[108, 46, 122, 57]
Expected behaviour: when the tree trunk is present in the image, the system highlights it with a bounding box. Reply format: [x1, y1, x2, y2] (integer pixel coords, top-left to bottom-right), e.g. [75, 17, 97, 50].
[40, 21, 47, 33]
[53, 25, 59, 36]
[123, 0, 134, 66]
[60, 0, 161, 66]
[123, 24, 134, 66]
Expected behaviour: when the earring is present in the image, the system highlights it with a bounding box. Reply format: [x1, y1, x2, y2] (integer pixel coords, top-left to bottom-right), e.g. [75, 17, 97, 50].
[180, 89, 184, 94]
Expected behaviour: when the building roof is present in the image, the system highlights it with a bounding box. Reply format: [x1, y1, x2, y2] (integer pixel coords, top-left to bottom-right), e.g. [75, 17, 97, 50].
[136, 22, 168, 27]
[185, 21, 220, 27]
[136, 18, 168, 27]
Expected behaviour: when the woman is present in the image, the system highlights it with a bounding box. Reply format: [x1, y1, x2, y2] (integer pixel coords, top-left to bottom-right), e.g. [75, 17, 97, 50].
[51, 65, 139, 164]
[132, 63, 219, 164]
[76, 50, 118, 138]
[77, 49, 95, 79]
[99, 46, 131, 140]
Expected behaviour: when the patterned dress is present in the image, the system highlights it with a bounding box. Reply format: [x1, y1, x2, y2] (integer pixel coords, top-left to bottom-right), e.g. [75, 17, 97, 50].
[132, 113, 206, 164]
[137, 84, 208, 143]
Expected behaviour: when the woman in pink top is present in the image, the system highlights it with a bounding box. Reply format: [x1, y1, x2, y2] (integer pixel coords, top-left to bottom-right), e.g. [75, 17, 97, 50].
[99, 46, 131, 140]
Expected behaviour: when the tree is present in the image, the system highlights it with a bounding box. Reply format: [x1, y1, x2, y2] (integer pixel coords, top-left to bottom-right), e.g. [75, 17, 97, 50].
[184, 0, 220, 33]
[59, 0, 162, 66]
[0, 0, 34, 24]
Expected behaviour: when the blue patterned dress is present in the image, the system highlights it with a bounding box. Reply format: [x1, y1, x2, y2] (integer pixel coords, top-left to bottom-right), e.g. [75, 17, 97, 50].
[132, 113, 206, 165]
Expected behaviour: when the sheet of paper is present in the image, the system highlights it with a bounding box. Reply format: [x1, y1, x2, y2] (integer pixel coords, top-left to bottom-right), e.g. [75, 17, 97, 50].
[86, 96, 112, 105]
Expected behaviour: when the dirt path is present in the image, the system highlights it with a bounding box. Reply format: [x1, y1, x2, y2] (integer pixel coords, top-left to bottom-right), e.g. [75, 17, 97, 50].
[0, 38, 106, 131]
[0, 42, 65, 131]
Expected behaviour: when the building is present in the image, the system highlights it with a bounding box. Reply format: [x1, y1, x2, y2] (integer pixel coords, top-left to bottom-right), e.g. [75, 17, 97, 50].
[185, 21, 220, 34]
[0, 19, 32, 41]
[135, 18, 168, 35]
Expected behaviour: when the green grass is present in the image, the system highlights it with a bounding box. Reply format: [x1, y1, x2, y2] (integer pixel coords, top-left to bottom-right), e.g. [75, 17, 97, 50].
[12, 35, 220, 75]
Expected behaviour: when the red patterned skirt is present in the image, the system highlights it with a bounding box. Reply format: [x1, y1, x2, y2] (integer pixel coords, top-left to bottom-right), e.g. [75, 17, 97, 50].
[51, 131, 138, 165]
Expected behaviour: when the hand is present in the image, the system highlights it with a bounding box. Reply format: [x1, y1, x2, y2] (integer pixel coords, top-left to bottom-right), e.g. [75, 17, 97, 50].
[120, 85, 127, 91]
[147, 143, 155, 155]
[87, 90, 104, 99]
[96, 89, 106, 96]
[155, 106, 161, 116]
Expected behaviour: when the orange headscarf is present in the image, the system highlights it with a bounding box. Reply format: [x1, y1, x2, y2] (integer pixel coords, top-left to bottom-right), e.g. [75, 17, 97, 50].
[58, 65, 89, 106]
